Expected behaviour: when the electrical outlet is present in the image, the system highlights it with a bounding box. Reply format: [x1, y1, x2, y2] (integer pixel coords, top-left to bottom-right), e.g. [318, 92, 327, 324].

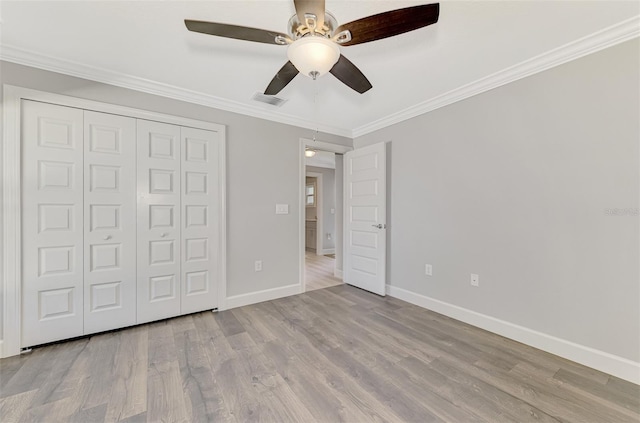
[470, 273, 479, 287]
[425, 264, 433, 276]
[255, 260, 263, 272]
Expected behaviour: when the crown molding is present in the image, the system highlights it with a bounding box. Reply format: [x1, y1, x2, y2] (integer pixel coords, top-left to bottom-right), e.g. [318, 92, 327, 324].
[0, 45, 352, 138]
[352, 15, 640, 138]
[2, 15, 638, 140]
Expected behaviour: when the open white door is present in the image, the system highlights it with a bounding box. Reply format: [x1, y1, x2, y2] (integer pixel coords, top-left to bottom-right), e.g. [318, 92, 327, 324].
[344, 142, 386, 296]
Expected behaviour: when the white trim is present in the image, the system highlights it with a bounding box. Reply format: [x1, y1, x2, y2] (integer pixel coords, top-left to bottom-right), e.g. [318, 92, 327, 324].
[299, 138, 352, 293]
[225, 284, 302, 310]
[301, 139, 352, 155]
[386, 285, 640, 385]
[1, 85, 228, 357]
[306, 171, 324, 254]
[320, 248, 335, 256]
[1, 17, 637, 140]
[353, 16, 640, 138]
[298, 141, 306, 294]
[333, 268, 343, 280]
[217, 127, 228, 312]
[0, 45, 352, 138]
[2, 85, 23, 358]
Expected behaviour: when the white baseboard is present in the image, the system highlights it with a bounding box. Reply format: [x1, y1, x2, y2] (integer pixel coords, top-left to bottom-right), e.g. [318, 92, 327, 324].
[334, 268, 343, 280]
[224, 283, 302, 310]
[318, 248, 335, 256]
[386, 285, 640, 385]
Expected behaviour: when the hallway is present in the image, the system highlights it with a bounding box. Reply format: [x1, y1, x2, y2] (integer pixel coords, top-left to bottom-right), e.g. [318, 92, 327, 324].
[305, 251, 343, 292]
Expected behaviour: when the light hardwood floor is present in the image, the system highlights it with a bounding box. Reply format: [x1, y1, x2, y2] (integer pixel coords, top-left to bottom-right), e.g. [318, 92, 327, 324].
[1, 285, 638, 422]
[305, 251, 343, 292]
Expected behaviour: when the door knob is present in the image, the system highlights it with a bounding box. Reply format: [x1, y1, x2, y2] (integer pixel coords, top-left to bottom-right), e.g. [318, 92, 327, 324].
[160, 233, 167, 238]
[103, 235, 112, 240]
[372, 224, 386, 229]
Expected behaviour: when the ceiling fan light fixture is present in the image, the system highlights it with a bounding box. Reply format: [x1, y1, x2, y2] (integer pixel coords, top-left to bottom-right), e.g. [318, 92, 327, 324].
[287, 36, 340, 79]
[305, 148, 317, 157]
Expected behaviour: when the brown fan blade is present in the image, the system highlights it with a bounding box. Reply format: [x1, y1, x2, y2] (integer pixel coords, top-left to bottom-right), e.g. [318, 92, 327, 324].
[335, 3, 439, 46]
[294, 0, 325, 31]
[185, 20, 291, 45]
[329, 55, 372, 94]
[265, 61, 300, 95]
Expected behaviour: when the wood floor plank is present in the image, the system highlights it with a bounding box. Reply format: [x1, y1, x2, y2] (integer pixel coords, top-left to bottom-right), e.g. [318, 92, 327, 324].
[146, 321, 188, 423]
[20, 338, 89, 408]
[253, 300, 409, 422]
[172, 315, 233, 423]
[68, 403, 108, 423]
[225, 331, 316, 422]
[194, 311, 265, 422]
[0, 355, 31, 394]
[510, 362, 639, 422]
[1, 284, 638, 423]
[81, 332, 121, 411]
[103, 325, 148, 422]
[0, 389, 37, 423]
[305, 252, 342, 292]
[553, 367, 640, 413]
[260, 340, 375, 422]
[0, 346, 61, 399]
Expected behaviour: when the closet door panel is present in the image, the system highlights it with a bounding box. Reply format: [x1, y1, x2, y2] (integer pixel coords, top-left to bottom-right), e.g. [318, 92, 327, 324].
[137, 120, 182, 323]
[181, 127, 220, 313]
[83, 111, 136, 334]
[22, 100, 84, 346]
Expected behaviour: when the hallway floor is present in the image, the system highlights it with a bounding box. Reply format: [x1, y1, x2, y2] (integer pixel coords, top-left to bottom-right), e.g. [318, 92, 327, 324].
[305, 251, 343, 292]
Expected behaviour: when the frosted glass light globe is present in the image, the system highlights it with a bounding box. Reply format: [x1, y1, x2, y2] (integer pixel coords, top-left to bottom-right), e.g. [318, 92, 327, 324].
[287, 36, 340, 78]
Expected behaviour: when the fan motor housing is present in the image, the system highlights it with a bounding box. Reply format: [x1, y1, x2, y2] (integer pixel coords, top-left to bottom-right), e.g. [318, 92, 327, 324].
[288, 11, 338, 39]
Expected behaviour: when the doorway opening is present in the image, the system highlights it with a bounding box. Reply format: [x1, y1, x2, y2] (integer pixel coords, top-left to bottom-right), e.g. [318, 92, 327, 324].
[299, 138, 352, 293]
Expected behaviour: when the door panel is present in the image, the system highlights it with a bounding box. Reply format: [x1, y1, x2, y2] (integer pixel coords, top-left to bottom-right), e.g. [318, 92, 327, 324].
[344, 142, 386, 296]
[137, 120, 182, 323]
[83, 110, 136, 334]
[22, 100, 84, 346]
[181, 127, 220, 313]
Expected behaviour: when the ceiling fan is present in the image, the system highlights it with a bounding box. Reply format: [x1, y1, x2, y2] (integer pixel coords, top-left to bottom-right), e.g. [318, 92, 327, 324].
[185, 1, 440, 95]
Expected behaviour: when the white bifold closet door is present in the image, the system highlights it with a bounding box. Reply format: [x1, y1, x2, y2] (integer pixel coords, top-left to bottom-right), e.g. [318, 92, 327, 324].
[83, 111, 136, 334]
[137, 121, 220, 323]
[22, 101, 85, 346]
[181, 127, 220, 314]
[22, 100, 222, 347]
[137, 120, 182, 323]
[22, 103, 137, 346]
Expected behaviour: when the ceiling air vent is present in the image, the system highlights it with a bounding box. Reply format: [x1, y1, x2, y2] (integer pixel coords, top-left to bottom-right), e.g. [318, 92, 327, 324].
[252, 92, 288, 107]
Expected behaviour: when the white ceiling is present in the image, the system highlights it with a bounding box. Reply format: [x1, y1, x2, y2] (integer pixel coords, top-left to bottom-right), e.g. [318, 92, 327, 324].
[1, 1, 638, 137]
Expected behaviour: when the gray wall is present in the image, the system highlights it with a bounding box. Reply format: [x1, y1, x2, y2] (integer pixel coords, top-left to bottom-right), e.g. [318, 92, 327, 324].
[354, 39, 640, 362]
[306, 165, 336, 251]
[0, 59, 352, 332]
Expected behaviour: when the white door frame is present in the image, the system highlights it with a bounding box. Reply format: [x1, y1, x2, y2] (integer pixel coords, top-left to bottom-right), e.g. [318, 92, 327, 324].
[305, 171, 324, 254]
[298, 138, 351, 293]
[1, 84, 227, 358]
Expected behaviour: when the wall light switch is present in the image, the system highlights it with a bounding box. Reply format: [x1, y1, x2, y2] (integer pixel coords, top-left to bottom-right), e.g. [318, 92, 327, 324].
[330, 208, 335, 214]
[425, 264, 433, 276]
[255, 260, 263, 272]
[275, 204, 289, 215]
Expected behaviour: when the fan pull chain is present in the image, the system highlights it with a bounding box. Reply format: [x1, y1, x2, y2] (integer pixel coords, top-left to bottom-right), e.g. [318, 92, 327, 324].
[313, 76, 319, 142]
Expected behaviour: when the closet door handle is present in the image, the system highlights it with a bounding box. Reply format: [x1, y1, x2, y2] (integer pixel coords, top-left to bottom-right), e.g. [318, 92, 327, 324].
[160, 233, 167, 238]
[103, 235, 112, 241]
